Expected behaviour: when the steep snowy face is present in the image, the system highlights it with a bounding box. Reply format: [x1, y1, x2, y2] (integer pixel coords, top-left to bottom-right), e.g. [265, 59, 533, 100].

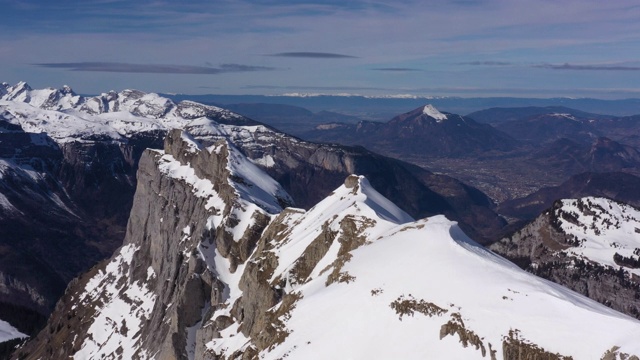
[70, 244, 157, 360]
[553, 197, 640, 276]
[422, 104, 448, 122]
[262, 174, 414, 290]
[161, 129, 293, 216]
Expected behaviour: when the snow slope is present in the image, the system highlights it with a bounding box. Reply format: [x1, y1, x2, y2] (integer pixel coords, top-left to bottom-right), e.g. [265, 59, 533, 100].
[554, 197, 640, 276]
[207, 177, 640, 359]
[73, 244, 156, 360]
[0, 321, 26, 344]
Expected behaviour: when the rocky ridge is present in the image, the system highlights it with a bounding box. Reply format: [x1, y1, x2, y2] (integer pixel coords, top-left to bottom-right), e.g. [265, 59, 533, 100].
[14, 131, 640, 359]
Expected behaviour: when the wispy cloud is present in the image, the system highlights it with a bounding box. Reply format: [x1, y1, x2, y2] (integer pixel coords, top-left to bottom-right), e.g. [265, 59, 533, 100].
[457, 61, 512, 66]
[33, 62, 277, 74]
[244, 85, 395, 91]
[371, 67, 422, 72]
[267, 52, 357, 58]
[533, 63, 640, 71]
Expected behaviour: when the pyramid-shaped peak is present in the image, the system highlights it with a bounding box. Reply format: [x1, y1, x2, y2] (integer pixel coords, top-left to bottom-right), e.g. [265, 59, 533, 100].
[422, 104, 447, 121]
[333, 175, 414, 224]
[60, 85, 75, 95]
[14, 81, 31, 90]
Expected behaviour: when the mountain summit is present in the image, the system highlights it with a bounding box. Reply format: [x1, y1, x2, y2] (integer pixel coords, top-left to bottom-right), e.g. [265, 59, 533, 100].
[422, 104, 448, 121]
[304, 104, 518, 157]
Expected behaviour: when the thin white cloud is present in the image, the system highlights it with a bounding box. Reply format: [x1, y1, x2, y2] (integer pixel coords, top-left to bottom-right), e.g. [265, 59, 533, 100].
[533, 63, 640, 71]
[34, 62, 277, 74]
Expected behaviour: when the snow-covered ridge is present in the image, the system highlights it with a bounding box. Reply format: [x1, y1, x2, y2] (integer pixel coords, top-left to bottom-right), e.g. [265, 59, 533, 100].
[0, 81, 250, 143]
[423, 104, 448, 122]
[554, 197, 640, 276]
[267, 175, 414, 287]
[159, 132, 292, 216]
[208, 178, 640, 359]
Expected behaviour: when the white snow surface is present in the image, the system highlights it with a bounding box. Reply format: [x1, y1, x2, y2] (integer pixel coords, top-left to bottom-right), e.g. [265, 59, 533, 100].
[0, 319, 26, 343]
[263, 219, 640, 359]
[555, 197, 640, 276]
[221, 141, 292, 214]
[208, 181, 640, 359]
[422, 104, 448, 122]
[157, 135, 291, 217]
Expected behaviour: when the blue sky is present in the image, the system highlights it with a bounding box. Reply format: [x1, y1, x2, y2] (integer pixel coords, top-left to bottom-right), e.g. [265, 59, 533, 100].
[2, 0, 640, 98]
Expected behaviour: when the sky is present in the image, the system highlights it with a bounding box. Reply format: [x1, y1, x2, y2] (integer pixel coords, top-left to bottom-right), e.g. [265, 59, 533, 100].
[2, 0, 640, 98]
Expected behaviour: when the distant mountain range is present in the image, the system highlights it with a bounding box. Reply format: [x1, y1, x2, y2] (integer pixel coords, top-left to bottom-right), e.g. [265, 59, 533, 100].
[166, 93, 640, 119]
[302, 105, 518, 157]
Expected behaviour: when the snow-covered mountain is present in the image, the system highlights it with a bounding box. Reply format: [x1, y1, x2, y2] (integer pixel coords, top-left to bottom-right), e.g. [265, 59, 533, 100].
[0, 82, 509, 354]
[492, 196, 640, 319]
[0, 82, 505, 242]
[15, 131, 640, 359]
[0, 81, 259, 143]
[302, 104, 519, 157]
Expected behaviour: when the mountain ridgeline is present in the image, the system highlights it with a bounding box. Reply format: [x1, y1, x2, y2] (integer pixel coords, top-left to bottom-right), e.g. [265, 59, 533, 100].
[303, 104, 518, 157]
[2, 83, 640, 359]
[0, 83, 503, 329]
[14, 129, 640, 359]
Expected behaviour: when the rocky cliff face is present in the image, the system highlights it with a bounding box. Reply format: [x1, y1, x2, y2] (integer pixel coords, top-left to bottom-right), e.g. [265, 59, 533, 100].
[492, 197, 640, 319]
[0, 123, 163, 317]
[14, 132, 640, 359]
[14, 129, 292, 359]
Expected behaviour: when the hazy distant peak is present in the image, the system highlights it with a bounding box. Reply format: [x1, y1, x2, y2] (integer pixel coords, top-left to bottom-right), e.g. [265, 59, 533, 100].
[422, 104, 447, 122]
